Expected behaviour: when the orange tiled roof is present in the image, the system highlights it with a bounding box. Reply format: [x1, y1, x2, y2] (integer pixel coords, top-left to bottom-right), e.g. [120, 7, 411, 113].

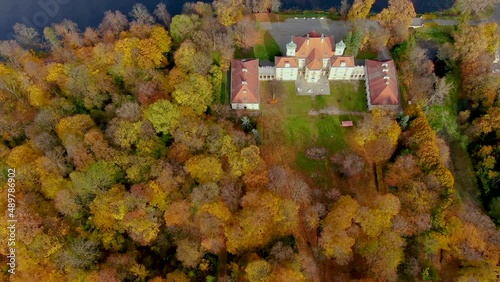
[331, 56, 355, 67]
[366, 59, 399, 106]
[231, 59, 260, 104]
[293, 31, 335, 60]
[275, 56, 298, 68]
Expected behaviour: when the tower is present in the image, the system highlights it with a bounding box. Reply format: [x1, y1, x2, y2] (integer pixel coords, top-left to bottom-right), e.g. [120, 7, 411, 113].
[286, 36, 297, 57]
[335, 40, 346, 56]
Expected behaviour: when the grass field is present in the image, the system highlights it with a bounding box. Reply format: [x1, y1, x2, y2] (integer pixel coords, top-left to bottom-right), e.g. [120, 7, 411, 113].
[313, 81, 368, 111]
[258, 80, 367, 186]
[415, 26, 454, 44]
[234, 31, 282, 61]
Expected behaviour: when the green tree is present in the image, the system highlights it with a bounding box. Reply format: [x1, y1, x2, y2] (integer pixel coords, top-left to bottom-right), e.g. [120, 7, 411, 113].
[172, 73, 213, 115]
[144, 99, 180, 134]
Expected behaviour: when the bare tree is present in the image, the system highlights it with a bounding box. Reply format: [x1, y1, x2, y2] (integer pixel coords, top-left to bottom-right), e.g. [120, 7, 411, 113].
[98, 10, 129, 37]
[13, 23, 40, 49]
[339, 0, 350, 19]
[129, 3, 155, 25]
[271, 0, 282, 12]
[427, 77, 452, 106]
[154, 2, 171, 27]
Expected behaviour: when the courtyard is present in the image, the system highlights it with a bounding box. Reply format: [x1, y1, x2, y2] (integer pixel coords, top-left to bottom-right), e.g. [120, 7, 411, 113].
[295, 76, 331, 96]
[257, 79, 368, 187]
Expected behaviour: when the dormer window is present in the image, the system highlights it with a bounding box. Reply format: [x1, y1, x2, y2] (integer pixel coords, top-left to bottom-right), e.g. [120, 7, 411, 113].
[242, 80, 247, 85]
[242, 68, 248, 72]
[340, 61, 346, 67]
[285, 62, 290, 67]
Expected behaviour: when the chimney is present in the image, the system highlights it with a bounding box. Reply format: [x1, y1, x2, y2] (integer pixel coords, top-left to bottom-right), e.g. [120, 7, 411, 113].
[307, 33, 310, 45]
[384, 76, 390, 85]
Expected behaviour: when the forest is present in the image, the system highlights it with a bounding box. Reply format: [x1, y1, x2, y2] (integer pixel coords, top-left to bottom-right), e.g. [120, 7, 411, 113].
[0, 0, 499, 281]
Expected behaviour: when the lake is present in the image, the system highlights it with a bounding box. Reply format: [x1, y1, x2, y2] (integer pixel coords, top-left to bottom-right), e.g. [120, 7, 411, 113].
[0, 0, 453, 40]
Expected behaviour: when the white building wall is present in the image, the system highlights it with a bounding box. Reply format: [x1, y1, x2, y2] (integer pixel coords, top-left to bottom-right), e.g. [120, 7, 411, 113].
[329, 67, 354, 80]
[305, 69, 322, 83]
[351, 66, 365, 80]
[298, 59, 305, 68]
[275, 67, 298, 80]
[322, 58, 330, 69]
[231, 103, 260, 110]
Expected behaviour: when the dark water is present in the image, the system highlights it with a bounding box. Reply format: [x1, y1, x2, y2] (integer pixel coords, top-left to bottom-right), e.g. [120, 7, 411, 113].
[0, 0, 453, 40]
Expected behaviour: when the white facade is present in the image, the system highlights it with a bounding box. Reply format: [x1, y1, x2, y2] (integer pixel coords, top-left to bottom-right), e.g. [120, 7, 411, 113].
[304, 69, 322, 83]
[329, 65, 366, 80]
[259, 66, 275, 80]
[231, 103, 259, 110]
[276, 67, 299, 80]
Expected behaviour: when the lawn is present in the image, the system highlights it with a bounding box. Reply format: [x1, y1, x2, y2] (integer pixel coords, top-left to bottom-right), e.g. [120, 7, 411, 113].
[315, 81, 368, 112]
[356, 49, 378, 60]
[415, 26, 454, 44]
[259, 80, 369, 189]
[234, 31, 282, 61]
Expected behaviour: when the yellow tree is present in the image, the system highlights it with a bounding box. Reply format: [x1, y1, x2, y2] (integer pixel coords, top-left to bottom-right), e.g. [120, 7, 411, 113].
[319, 196, 359, 264]
[172, 73, 213, 115]
[353, 108, 401, 164]
[245, 259, 273, 282]
[377, 0, 416, 45]
[213, 0, 245, 27]
[185, 155, 223, 183]
[347, 0, 376, 21]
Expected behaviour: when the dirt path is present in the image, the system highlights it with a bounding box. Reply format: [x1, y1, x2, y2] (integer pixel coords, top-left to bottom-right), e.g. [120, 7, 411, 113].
[309, 105, 368, 117]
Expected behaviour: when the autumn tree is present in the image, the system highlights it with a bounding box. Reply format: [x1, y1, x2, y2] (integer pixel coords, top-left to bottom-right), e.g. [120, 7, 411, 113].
[232, 18, 263, 49]
[185, 155, 223, 183]
[129, 3, 155, 25]
[154, 2, 172, 27]
[170, 14, 201, 42]
[99, 10, 129, 40]
[319, 196, 359, 264]
[13, 23, 40, 49]
[172, 73, 213, 115]
[245, 259, 273, 282]
[144, 99, 180, 135]
[213, 0, 245, 27]
[347, 0, 375, 21]
[377, 0, 416, 45]
[353, 108, 401, 164]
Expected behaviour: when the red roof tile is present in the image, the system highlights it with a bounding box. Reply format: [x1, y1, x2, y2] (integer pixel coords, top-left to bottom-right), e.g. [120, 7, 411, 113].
[275, 56, 298, 68]
[366, 60, 399, 106]
[231, 59, 260, 104]
[294, 31, 335, 60]
[331, 56, 355, 67]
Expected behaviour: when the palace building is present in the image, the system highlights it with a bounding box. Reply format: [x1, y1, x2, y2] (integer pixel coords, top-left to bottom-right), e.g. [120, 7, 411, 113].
[231, 31, 400, 112]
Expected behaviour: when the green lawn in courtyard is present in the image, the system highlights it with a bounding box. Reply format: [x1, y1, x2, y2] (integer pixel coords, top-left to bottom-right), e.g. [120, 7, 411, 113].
[260, 79, 364, 188]
[313, 80, 368, 112]
[234, 31, 282, 61]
